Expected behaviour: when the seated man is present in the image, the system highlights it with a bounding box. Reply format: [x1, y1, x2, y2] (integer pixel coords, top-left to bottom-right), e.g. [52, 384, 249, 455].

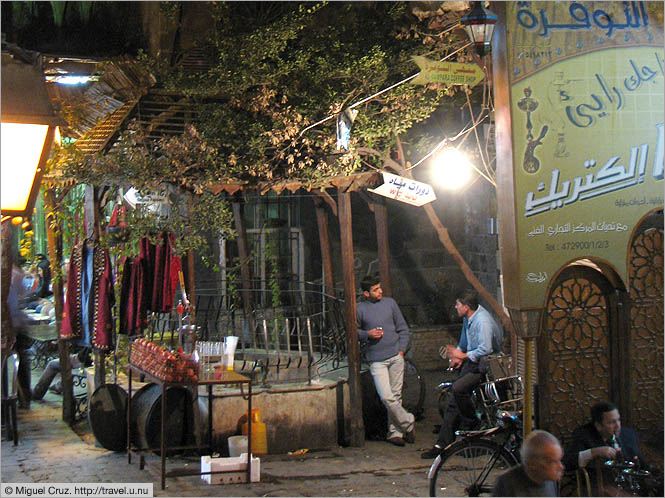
[31, 347, 91, 400]
[421, 290, 504, 459]
[564, 402, 646, 470]
[493, 430, 564, 497]
[563, 402, 649, 494]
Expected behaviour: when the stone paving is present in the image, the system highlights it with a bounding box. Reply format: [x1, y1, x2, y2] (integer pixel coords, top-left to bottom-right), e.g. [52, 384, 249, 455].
[3, 369, 662, 497]
[1, 372, 444, 497]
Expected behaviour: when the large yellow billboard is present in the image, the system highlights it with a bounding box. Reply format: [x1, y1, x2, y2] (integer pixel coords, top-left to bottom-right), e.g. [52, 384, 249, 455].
[499, 1, 663, 310]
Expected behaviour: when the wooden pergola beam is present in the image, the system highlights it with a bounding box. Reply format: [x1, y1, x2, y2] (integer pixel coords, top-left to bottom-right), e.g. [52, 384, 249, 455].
[313, 189, 338, 217]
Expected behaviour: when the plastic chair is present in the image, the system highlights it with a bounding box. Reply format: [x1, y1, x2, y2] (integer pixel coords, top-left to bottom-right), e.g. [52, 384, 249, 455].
[2, 353, 20, 445]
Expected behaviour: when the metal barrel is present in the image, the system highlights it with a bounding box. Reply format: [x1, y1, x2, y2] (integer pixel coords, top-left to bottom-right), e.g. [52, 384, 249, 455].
[87, 383, 128, 452]
[129, 383, 193, 454]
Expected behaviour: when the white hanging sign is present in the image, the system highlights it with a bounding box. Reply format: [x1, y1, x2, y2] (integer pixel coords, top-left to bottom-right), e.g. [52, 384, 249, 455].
[368, 172, 436, 207]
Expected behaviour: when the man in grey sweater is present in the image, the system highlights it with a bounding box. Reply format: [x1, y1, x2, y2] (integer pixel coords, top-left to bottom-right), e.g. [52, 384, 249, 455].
[356, 275, 415, 446]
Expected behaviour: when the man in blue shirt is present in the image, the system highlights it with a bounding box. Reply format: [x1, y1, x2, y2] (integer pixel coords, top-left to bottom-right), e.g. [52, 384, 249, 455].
[422, 289, 503, 458]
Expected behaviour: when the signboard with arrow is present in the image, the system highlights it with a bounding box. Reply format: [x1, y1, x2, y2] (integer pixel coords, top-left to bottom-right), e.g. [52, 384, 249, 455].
[368, 172, 436, 207]
[411, 56, 485, 87]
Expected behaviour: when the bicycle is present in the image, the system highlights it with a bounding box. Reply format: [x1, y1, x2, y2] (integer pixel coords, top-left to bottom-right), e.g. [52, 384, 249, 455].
[436, 352, 521, 428]
[428, 411, 523, 497]
[402, 356, 426, 420]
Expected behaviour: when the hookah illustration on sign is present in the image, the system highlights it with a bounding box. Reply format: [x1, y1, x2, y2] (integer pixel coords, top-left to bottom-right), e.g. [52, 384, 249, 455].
[517, 87, 548, 173]
[546, 71, 581, 158]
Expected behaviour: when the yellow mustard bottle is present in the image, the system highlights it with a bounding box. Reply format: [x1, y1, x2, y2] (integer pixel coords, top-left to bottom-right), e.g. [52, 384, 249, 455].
[241, 408, 268, 455]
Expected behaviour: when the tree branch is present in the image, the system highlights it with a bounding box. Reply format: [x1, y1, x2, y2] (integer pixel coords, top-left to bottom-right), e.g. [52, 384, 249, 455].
[357, 142, 514, 335]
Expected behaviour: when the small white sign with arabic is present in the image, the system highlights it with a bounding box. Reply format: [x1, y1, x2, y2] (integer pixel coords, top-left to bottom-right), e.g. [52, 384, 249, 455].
[368, 172, 436, 207]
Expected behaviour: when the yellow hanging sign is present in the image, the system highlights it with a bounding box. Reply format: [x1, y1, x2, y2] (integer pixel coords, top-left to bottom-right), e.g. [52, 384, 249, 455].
[411, 56, 485, 87]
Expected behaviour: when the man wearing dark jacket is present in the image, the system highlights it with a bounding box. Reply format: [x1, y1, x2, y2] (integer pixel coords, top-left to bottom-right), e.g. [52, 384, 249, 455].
[356, 275, 415, 447]
[563, 401, 650, 495]
[563, 401, 646, 471]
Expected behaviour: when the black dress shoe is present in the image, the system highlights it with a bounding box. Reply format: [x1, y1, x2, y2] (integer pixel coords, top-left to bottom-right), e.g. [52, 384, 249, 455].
[404, 428, 416, 444]
[421, 445, 443, 459]
[387, 436, 405, 447]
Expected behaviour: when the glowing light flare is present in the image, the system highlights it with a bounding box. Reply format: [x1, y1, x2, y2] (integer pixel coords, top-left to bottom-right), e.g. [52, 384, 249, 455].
[432, 148, 475, 191]
[45, 74, 98, 85]
[54, 126, 62, 147]
[1, 123, 49, 212]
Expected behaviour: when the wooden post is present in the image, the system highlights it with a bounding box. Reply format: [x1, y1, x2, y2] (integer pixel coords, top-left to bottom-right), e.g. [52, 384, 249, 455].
[232, 199, 256, 334]
[45, 189, 74, 424]
[1, 221, 15, 359]
[314, 198, 336, 298]
[373, 200, 392, 297]
[338, 190, 364, 447]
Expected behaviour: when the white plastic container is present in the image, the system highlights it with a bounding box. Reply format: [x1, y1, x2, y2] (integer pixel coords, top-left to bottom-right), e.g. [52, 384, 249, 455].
[200, 453, 260, 484]
[228, 435, 248, 457]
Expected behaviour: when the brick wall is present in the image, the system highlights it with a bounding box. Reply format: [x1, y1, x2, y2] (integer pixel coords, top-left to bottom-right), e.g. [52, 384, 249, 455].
[409, 325, 461, 371]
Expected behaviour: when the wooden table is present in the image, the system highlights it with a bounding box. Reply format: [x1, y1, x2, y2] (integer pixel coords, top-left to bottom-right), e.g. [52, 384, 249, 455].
[126, 364, 253, 489]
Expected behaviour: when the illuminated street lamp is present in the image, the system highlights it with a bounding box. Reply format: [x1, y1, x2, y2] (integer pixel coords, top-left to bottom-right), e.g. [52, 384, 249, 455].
[433, 148, 474, 191]
[461, 1, 498, 57]
[1, 50, 64, 222]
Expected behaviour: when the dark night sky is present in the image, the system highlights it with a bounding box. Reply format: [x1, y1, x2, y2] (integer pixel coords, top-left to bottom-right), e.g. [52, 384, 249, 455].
[1, 2, 145, 57]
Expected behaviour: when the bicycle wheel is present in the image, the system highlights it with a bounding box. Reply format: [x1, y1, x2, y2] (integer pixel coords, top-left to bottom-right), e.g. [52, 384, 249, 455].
[402, 358, 426, 420]
[428, 438, 517, 497]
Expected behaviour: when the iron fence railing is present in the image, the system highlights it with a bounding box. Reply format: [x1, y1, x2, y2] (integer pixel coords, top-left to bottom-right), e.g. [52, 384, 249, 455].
[144, 280, 349, 384]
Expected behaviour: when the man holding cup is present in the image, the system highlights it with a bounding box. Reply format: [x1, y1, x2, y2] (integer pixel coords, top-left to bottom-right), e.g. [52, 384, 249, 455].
[356, 274, 415, 447]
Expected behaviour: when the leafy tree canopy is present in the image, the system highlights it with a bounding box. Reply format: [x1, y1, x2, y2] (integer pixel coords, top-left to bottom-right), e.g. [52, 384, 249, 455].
[130, 1, 474, 189]
[47, 1, 481, 259]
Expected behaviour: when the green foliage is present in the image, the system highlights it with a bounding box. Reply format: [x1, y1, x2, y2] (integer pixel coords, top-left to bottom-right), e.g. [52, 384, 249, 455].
[46, 130, 235, 262]
[49, 1, 66, 27]
[265, 235, 283, 310]
[137, 2, 469, 184]
[47, 2, 479, 266]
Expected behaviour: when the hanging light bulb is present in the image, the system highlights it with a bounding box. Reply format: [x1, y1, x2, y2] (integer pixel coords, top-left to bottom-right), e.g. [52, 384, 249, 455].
[432, 148, 474, 191]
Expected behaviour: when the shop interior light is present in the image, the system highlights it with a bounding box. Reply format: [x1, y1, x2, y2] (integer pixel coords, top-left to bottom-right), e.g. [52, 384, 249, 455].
[1, 50, 64, 220]
[45, 74, 99, 85]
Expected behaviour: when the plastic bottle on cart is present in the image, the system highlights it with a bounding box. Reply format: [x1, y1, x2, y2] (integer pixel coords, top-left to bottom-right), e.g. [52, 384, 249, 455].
[241, 409, 268, 455]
